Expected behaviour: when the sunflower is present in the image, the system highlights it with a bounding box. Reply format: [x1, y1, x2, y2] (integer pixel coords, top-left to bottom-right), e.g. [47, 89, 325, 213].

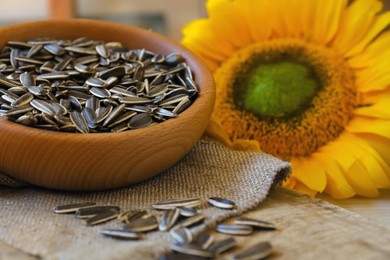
[182, 0, 390, 198]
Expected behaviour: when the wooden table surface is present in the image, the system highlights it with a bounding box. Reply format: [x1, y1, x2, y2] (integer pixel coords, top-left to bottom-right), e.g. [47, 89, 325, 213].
[321, 189, 390, 227]
[1, 187, 389, 259]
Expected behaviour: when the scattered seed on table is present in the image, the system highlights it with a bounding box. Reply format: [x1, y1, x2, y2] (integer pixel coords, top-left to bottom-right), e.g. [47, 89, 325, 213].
[209, 237, 237, 255]
[86, 210, 118, 226]
[75, 206, 120, 219]
[233, 242, 273, 260]
[170, 227, 193, 245]
[123, 215, 159, 232]
[53, 202, 96, 214]
[194, 232, 214, 250]
[207, 197, 235, 209]
[152, 198, 201, 210]
[234, 217, 276, 230]
[216, 224, 253, 236]
[159, 208, 180, 231]
[100, 229, 142, 240]
[170, 243, 215, 258]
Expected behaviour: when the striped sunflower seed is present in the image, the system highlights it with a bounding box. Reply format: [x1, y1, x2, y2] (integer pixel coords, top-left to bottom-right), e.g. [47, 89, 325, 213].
[100, 229, 142, 240]
[194, 233, 214, 250]
[153, 198, 201, 210]
[233, 242, 273, 260]
[53, 202, 96, 214]
[177, 207, 197, 217]
[117, 210, 149, 224]
[75, 206, 121, 219]
[123, 215, 159, 232]
[209, 237, 237, 255]
[159, 208, 180, 231]
[170, 244, 214, 258]
[170, 228, 193, 245]
[234, 217, 276, 230]
[216, 224, 253, 236]
[207, 197, 235, 209]
[86, 209, 118, 226]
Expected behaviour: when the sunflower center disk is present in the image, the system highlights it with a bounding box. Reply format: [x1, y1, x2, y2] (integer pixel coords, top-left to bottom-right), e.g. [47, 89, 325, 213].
[214, 39, 357, 158]
[239, 61, 319, 118]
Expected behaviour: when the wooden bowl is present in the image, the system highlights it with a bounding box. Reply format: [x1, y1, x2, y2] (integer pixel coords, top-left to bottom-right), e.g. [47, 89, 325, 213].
[0, 19, 215, 191]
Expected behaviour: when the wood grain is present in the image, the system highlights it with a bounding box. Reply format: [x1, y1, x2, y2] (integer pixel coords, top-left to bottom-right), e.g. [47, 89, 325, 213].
[0, 20, 215, 191]
[320, 189, 390, 227]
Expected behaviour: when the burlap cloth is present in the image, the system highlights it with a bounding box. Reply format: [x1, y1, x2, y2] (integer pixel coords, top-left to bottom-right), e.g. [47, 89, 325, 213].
[0, 138, 290, 259]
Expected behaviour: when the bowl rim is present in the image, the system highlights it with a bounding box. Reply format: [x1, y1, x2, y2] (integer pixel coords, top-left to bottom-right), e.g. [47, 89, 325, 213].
[0, 19, 215, 140]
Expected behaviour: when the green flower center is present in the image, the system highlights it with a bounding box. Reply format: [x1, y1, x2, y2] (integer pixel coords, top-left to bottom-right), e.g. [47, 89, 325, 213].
[235, 61, 320, 118]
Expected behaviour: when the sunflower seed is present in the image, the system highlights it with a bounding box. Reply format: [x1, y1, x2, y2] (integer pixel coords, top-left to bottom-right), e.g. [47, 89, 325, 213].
[160, 208, 180, 231]
[26, 44, 43, 58]
[98, 66, 126, 79]
[234, 217, 276, 230]
[75, 206, 121, 219]
[86, 210, 118, 226]
[90, 87, 111, 98]
[15, 114, 38, 125]
[36, 72, 69, 80]
[15, 57, 45, 65]
[178, 207, 197, 217]
[44, 44, 65, 55]
[119, 96, 151, 105]
[233, 242, 273, 260]
[95, 44, 109, 58]
[4, 105, 34, 116]
[65, 46, 97, 55]
[11, 92, 34, 107]
[153, 198, 201, 210]
[128, 113, 153, 129]
[53, 202, 96, 214]
[100, 229, 142, 240]
[82, 107, 97, 128]
[86, 77, 106, 88]
[95, 105, 113, 124]
[20, 72, 35, 87]
[170, 244, 214, 258]
[207, 197, 235, 209]
[209, 237, 237, 254]
[165, 54, 185, 66]
[54, 56, 73, 71]
[117, 210, 149, 224]
[170, 228, 193, 245]
[102, 103, 125, 126]
[216, 224, 253, 236]
[30, 99, 55, 115]
[155, 108, 177, 118]
[70, 111, 89, 133]
[174, 214, 205, 229]
[194, 233, 214, 250]
[123, 215, 159, 232]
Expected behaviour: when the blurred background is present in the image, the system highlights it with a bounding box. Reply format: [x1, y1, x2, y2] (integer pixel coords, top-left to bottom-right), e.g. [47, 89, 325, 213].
[0, 0, 388, 41]
[0, 0, 207, 41]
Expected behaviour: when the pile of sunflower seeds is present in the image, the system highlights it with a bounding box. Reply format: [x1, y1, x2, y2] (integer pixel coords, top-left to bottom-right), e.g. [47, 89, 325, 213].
[0, 38, 198, 133]
[54, 197, 276, 259]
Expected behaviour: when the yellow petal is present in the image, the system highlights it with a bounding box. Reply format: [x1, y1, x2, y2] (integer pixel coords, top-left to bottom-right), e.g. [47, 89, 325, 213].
[182, 19, 235, 62]
[354, 90, 390, 119]
[292, 181, 318, 197]
[205, 117, 232, 147]
[358, 133, 390, 178]
[206, 0, 253, 48]
[231, 139, 262, 152]
[321, 132, 390, 190]
[344, 160, 380, 197]
[290, 157, 327, 192]
[331, 0, 383, 56]
[345, 12, 390, 57]
[313, 153, 356, 199]
[355, 60, 390, 93]
[309, 0, 347, 44]
[283, 177, 297, 189]
[237, 0, 274, 41]
[349, 31, 390, 68]
[347, 117, 390, 138]
[320, 135, 380, 197]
